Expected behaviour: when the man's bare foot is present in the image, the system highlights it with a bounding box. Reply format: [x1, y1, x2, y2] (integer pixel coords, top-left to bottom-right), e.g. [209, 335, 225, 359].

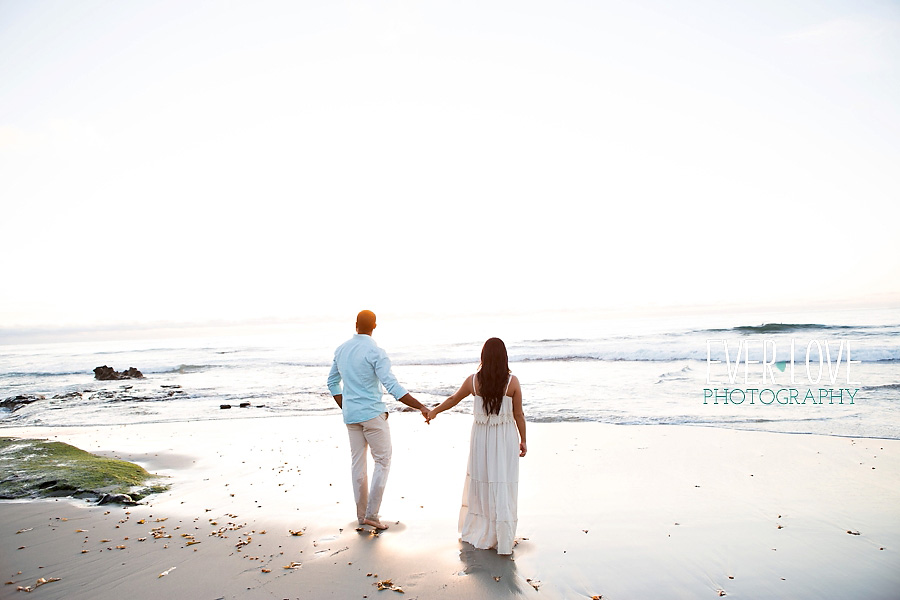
[363, 518, 389, 530]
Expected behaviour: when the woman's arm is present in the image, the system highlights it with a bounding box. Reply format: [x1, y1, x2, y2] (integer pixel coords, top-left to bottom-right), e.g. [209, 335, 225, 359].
[510, 375, 527, 457]
[427, 376, 473, 422]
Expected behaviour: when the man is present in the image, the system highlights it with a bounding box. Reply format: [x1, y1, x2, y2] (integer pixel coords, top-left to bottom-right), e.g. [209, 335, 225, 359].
[327, 310, 429, 530]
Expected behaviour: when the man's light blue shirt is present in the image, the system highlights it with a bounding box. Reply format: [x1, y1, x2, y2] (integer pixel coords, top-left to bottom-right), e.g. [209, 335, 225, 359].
[327, 334, 408, 424]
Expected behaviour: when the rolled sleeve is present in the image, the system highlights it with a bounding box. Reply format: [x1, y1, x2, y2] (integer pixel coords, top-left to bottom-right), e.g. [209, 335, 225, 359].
[327, 359, 343, 396]
[371, 348, 408, 400]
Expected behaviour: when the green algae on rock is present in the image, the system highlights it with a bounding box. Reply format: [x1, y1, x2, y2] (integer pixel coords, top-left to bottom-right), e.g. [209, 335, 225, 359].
[0, 437, 169, 500]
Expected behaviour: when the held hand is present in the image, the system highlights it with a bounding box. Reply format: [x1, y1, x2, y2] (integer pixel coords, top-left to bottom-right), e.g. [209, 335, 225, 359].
[420, 407, 430, 423]
[519, 442, 527, 457]
[426, 409, 438, 423]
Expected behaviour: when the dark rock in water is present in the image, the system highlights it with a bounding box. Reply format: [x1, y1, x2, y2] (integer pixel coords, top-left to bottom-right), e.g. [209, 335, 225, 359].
[1, 394, 45, 411]
[239, 402, 251, 408]
[97, 493, 136, 505]
[52, 391, 83, 400]
[220, 404, 232, 409]
[93, 366, 144, 380]
[93, 366, 118, 380]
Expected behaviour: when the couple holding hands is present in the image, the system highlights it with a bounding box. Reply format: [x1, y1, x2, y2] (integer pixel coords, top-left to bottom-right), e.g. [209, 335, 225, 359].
[327, 310, 526, 555]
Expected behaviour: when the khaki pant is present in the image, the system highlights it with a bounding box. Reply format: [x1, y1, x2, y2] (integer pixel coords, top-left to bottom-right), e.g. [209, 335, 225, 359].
[346, 413, 391, 523]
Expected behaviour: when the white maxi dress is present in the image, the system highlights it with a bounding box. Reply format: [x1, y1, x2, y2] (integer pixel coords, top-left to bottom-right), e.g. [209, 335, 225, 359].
[459, 374, 519, 555]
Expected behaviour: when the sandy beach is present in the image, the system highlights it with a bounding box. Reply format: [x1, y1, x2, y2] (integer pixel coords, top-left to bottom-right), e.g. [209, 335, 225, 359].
[2, 414, 899, 599]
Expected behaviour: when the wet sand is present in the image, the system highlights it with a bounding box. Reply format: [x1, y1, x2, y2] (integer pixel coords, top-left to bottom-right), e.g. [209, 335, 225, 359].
[2, 415, 899, 599]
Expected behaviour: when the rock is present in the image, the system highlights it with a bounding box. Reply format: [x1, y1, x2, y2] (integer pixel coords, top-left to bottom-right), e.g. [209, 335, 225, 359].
[0, 395, 45, 411]
[93, 366, 144, 380]
[220, 404, 232, 409]
[93, 366, 118, 380]
[97, 493, 136, 505]
[239, 402, 251, 408]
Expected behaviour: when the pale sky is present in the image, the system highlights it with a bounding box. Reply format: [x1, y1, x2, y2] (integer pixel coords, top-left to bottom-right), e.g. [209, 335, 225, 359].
[1, 0, 899, 330]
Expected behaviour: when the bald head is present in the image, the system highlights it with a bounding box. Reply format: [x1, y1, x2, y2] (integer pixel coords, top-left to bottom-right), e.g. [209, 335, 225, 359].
[356, 310, 377, 335]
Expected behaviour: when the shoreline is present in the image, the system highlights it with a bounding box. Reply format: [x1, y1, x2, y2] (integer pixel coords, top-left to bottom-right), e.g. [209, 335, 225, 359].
[6, 409, 899, 443]
[2, 415, 899, 599]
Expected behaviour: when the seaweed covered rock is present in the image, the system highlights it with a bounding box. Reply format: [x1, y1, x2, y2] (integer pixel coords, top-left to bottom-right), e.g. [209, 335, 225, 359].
[0, 437, 168, 500]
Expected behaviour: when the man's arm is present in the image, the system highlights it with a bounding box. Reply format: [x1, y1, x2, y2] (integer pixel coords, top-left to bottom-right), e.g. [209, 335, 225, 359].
[395, 392, 428, 414]
[327, 359, 343, 408]
[372, 349, 428, 418]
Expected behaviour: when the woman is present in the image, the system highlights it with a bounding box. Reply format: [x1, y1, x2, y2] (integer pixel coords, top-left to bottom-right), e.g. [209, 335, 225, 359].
[427, 337, 527, 555]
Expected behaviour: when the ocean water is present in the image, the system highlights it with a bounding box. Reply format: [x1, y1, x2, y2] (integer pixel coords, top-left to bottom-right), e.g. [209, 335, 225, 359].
[1, 307, 898, 439]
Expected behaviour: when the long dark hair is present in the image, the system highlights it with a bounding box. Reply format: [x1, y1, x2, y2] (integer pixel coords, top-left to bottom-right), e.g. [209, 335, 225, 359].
[476, 337, 510, 415]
